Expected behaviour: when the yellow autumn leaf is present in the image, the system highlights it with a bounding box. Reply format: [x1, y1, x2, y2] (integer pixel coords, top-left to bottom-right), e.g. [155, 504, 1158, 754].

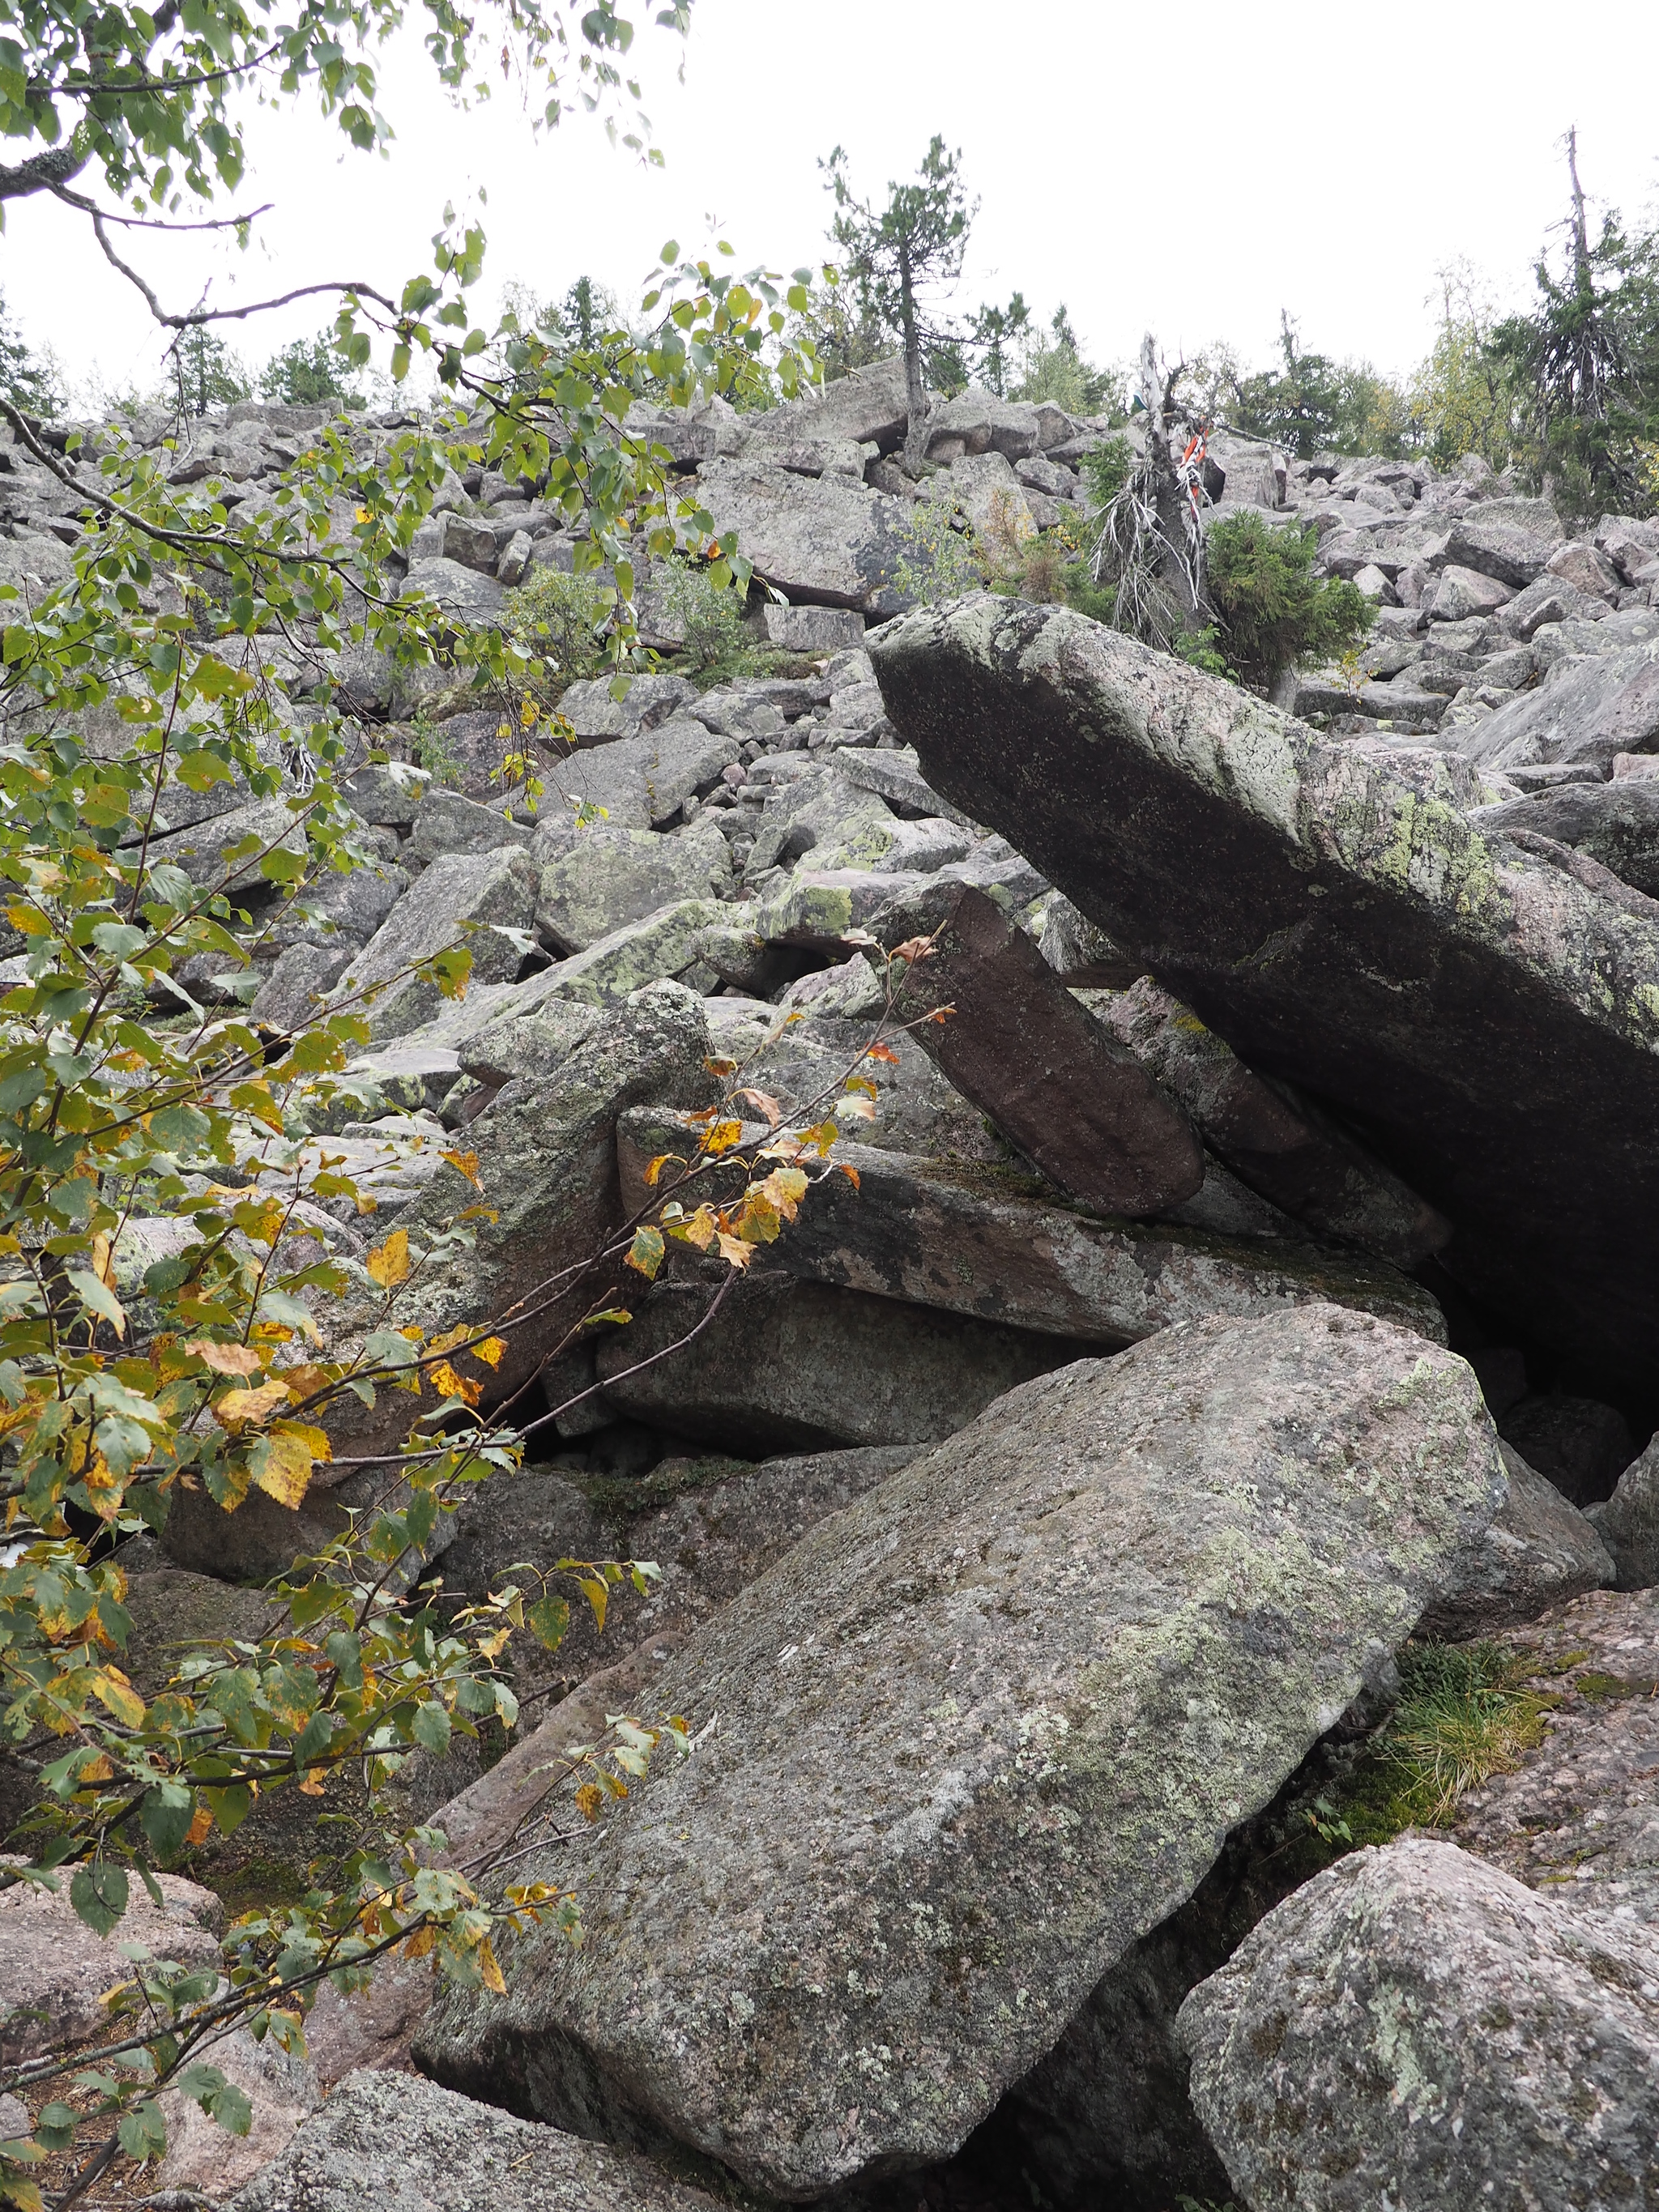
[91, 1232, 117, 1289]
[399, 1924, 437, 1960]
[625, 1225, 664, 1280]
[187, 1339, 265, 1378]
[761, 1166, 808, 1218]
[215, 1379, 292, 1430]
[679, 1204, 718, 1252]
[476, 1938, 506, 1995]
[735, 1191, 781, 1245]
[429, 1360, 482, 1409]
[90, 1667, 145, 1729]
[186, 1805, 214, 1846]
[366, 1228, 412, 1288]
[441, 1148, 481, 1188]
[471, 1336, 507, 1369]
[716, 1232, 755, 1269]
[700, 1119, 744, 1156]
[574, 1781, 604, 1823]
[251, 1425, 318, 1509]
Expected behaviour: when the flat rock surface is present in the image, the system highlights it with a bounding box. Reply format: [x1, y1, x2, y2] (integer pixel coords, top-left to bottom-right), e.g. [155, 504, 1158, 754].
[231, 2069, 726, 2212]
[1448, 1584, 1659, 1922]
[416, 1304, 1504, 2199]
[1177, 1837, 1659, 2211]
[1, 1861, 223, 2064]
[870, 595, 1659, 1383]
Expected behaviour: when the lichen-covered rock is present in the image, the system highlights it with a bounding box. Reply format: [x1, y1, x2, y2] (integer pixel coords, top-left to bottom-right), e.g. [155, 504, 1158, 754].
[231, 2069, 725, 2212]
[617, 1117, 1448, 1348]
[535, 825, 730, 953]
[693, 457, 921, 617]
[401, 788, 531, 871]
[1448, 1585, 1659, 1921]
[1176, 1837, 1659, 2211]
[1586, 1435, 1659, 1588]
[537, 716, 739, 831]
[539, 897, 729, 1006]
[1, 1860, 223, 2064]
[1417, 1442, 1614, 1638]
[1469, 775, 1659, 896]
[338, 846, 539, 1041]
[415, 1304, 1505, 2199]
[869, 595, 1659, 1383]
[1462, 637, 1659, 772]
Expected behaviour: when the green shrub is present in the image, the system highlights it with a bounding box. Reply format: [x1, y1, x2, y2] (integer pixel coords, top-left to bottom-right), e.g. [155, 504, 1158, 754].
[656, 556, 756, 681]
[503, 563, 616, 694]
[1204, 511, 1372, 693]
[1078, 433, 1134, 513]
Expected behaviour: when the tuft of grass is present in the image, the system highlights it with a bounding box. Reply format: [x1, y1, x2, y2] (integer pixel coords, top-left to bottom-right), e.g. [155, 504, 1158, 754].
[1346, 1640, 1549, 1838]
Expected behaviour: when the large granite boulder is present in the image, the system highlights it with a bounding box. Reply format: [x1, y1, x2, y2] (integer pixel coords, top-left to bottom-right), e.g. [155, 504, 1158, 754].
[1469, 774, 1659, 896]
[336, 846, 539, 1041]
[868, 596, 1659, 1384]
[415, 1303, 1505, 2199]
[231, 2070, 725, 2212]
[693, 458, 921, 617]
[1461, 637, 1659, 774]
[1176, 1837, 1659, 2211]
[619, 1115, 1448, 1347]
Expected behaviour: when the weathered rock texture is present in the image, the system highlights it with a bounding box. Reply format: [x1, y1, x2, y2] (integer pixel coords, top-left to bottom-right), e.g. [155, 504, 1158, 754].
[870, 595, 1659, 1383]
[1, 1861, 223, 2064]
[415, 1304, 1505, 2199]
[1176, 1837, 1659, 2211]
[232, 2069, 726, 2212]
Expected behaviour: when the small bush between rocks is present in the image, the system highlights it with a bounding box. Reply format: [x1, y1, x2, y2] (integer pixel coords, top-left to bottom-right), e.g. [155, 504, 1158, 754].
[656, 556, 757, 683]
[1204, 510, 1373, 694]
[504, 564, 616, 696]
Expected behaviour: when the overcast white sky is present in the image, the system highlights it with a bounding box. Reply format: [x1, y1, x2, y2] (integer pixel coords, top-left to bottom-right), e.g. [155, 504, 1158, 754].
[6, 0, 1658, 406]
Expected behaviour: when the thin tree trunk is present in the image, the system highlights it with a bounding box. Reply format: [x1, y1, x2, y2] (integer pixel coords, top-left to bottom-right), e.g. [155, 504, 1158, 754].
[899, 242, 931, 471]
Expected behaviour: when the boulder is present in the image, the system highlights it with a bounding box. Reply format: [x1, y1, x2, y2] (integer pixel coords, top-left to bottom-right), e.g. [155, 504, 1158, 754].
[1417, 1441, 1614, 1638]
[619, 1115, 1449, 1349]
[231, 2069, 726, 2212]
[868, 596, 1659, 1385]
[144, 792, 308, 893]
[434, 1445, 917, 1715]
[251, 940, 356, 1031]
[1461, 638, 1659, 774]
[538, 717, 740, 832]
[1, 1863, 223, 2065]
[1442, 514, 1557, 588]
[693, 458, 921, 617]
[556, 672, 697, 744]
[336, 846, 539, 1041]
[260, 856, 408, 957]
[753, 602, 867, 652]
[156, 2025, 319, 2201]
[535, 825, 730, 953]
[1176, 1837, 1659, 2211]
[1468, 774, 1659, 896]
[415, 1305, 1505, 2199]
[1587, 1434, 1659, 1589]
[1497, 571, 1610, 639]
[400, 553, 505, 621]
[1427, 563, 1513, 621]
[1088, 978, 1448, 1267]
[1496, 1392, 1636, 1506]
[932, 450, 1038, 536]
[401, 789, 531, 871]
[760, 352, 911, 452]
[1546, 538, 1623, 603]
[537, 897, 728, 1006]
[591, 1272, 1081, 1452]
[827, 743, 977, 828]
[872, 883, 1205, 1218]
[1448, 1584, 1659, 1919]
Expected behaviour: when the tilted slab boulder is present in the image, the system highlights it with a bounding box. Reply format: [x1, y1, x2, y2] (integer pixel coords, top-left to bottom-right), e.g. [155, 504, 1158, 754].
[232, 2069, 726, 2212]
[868, 596, 1659, 1383]
[1087, 977, 1448, 1267]
[618, 1114, 1448, 1346]
[1461, 636, 1659, 772]
[415, 1304, 1504, 2199]
[1176, 1838, 1659, 2212]
[1469, 774, 1659, 896]
[872, 881, 1205, 1218]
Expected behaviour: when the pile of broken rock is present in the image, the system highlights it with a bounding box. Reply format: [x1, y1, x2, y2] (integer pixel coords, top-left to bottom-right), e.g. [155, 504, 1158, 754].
[7, 367, 1659, 2211]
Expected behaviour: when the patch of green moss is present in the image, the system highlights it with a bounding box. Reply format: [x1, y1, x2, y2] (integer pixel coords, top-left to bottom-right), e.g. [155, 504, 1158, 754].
[574, 1453, 757, 1526]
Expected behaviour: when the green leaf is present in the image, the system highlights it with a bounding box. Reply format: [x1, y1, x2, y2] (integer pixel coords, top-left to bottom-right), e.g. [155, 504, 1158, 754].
[525, 1593, 569, 1651]
[412, 1701, 451, 1756]
[139, 1781, 195, 1860]
[70, 1860, 129, 1937]
[117, 2100, 168, 2161]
